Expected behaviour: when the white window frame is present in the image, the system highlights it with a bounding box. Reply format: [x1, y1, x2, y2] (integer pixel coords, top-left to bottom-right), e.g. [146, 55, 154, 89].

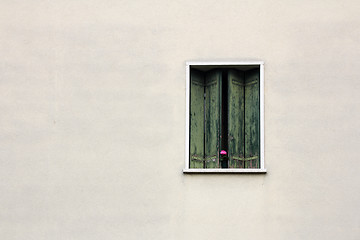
[184, 61, 266, 173]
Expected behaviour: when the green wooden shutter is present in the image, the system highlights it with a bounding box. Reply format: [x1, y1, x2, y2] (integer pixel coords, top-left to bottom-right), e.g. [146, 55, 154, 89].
[244, 69, 260, 168]
[227, 69, 245, 168]
[189, 69, 205, 168]
[204, 70, 221, 168]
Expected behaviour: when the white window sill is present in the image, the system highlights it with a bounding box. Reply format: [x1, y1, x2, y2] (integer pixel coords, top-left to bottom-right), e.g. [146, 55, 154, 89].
[183, 169, 267, 174]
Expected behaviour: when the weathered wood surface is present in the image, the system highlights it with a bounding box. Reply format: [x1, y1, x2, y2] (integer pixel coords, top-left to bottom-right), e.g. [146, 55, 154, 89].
[190, 69, 205, 168]
[244, 69, 260, 168]
[227, 69, 245, 168]
[205, 70, 221, 168]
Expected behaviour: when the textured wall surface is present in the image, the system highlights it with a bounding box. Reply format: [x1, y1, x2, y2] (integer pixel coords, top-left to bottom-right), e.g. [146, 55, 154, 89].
[1, 1, 360, 239]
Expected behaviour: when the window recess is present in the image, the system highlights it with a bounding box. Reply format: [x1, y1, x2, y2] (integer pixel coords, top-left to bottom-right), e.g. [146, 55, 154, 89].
[184, 62, 265, 173]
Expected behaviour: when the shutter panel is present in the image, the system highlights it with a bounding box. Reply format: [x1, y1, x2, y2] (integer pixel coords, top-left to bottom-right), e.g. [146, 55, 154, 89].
[189, 69, 205, 168]
[204, 70, 221, 168]
[244, 69, 260, 168]
[227, 69, 245, 168]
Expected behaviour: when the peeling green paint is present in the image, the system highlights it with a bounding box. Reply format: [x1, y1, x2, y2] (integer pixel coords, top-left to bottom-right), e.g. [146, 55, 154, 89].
[190, 69, 205, 168]
[228, 69, 245, 168]
[205, 70, 221, 168]
[244, 69, 260, 168]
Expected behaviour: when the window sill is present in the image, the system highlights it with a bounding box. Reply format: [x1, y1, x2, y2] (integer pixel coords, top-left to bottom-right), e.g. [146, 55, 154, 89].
[183, 169, 267, 174]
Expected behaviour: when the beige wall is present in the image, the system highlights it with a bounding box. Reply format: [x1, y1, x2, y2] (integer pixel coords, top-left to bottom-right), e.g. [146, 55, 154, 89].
[1, 1, 360, 239]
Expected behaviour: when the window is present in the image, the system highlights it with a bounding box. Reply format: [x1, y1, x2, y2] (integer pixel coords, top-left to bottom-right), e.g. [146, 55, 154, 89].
[184, 61, 266, 173]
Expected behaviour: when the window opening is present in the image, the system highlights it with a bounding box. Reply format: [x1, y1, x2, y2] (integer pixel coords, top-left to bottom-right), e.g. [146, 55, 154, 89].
[185, 61, 265, 173]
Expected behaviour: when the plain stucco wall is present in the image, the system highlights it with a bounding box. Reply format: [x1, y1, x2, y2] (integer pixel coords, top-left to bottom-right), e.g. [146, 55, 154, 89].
[1, 1, 360, 239]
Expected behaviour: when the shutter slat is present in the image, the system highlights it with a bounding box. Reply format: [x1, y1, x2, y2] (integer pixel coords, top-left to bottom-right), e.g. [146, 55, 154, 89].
[227, 69, 245, 168]
[189, 69, 205, 168]
[244, 69, 260, 168]
[205, 70, 221, 168]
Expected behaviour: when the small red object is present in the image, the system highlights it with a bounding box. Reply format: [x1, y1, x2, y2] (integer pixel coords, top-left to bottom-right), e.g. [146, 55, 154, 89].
[220, 150, 227, 155]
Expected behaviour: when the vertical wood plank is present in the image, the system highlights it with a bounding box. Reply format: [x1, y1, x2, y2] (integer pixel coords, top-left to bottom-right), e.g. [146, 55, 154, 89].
[244, 68, 260, 168]
[205, 70, 221, 168]
[227, 69, 245, 168]
[189, 69, 205, 168]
